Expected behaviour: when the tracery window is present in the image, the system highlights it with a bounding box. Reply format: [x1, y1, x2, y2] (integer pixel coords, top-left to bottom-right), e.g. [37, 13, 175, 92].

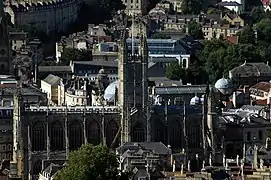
[50, 121, 64, 151]
[87, 120, 100, 145]
[132, 122, 145, 142]
[32, 121, 45, 151]
[169, 119, 182, 149]
[69, 121, 83, 150]
[106, 120, 119, 147]
[33, 160, 42, 175]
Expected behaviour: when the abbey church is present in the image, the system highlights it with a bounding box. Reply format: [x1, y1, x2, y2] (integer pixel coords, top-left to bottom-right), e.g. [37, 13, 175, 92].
[7, 27, 220, 179]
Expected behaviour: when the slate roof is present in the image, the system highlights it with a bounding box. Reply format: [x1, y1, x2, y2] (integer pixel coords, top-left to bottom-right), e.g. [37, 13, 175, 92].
[117, 142, 169, 155]
[0, 86, 44, 96]
[43, 163, 65, 178]
[39, 66, 72, 72]
[154, 85, 213, 95]
[217, 1, 241, 6]
[240, 105, 266, 112]
[250, 82, 271, 92]
[229, 62, 271, 78]
[73, 60, 118, 67]
[43, 74, 61, 86]
[221, 107, 271, 126]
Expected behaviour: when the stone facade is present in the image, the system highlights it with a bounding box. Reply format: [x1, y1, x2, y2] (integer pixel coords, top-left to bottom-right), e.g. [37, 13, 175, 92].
[4, 0, 79, 34]
[0, 3, 12, 75]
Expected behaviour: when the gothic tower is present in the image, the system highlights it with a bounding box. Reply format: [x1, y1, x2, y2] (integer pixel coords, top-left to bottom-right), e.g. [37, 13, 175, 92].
[118, 32, 129, 144]
[118, 32, 149, 145]
[10, 83, 28, 180]
[206, 86, 218, 164]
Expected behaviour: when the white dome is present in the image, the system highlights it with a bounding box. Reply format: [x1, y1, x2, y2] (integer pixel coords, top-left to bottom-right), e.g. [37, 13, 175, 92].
[190, 96, 201, 105]
[215, 78, 233, 89]
[215, 78, 233, 95]
[104, 80, 118, 102]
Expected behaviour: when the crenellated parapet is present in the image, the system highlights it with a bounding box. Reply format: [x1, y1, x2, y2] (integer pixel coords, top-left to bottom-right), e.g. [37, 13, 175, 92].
[25, 106, 120, 114]
[8, 0, 77, 13]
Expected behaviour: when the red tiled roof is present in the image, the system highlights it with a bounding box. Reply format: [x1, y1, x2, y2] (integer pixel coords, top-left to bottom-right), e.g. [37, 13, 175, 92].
[250, 82, 271, 92]
[226, 35, 239, 44]
[255, 99, 268, 105]
[262, 0, 270, 6]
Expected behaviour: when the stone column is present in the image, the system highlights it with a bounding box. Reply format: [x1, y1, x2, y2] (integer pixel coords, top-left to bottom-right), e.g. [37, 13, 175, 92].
[83, 106, 87, 144]
[28, 125, 32, 180]
[65, 107, 69, 159]
[102, 106, 106, 146]
[46, 109, 50, 160]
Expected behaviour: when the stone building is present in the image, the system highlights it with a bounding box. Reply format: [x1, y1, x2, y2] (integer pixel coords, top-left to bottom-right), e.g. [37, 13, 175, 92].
[122, 0, 148, 15]
[4, 0, 79, 35]
[0, 1, 12, 75]
[229, 62, 271, 88]
[9, 35, 221, 179]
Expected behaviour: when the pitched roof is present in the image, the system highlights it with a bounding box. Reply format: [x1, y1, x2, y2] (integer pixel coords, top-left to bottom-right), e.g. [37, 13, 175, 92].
[39, 66, 72, 72]
[229, 62, 271, 77]
[117, 142, 169, 155]
[43, 74, 62, 86]
[73, 60, 118, 67]
[250, 82, 271, 92]
[43, 163, 65, 177]
[226, 35, 239, 44]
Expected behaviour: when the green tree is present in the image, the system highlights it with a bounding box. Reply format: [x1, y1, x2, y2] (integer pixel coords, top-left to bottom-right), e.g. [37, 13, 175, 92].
[200, 39, 263, 83]
[187, 20, 204, 39]
[61, 48, 92, 65]
[237, 26, 255, 44]
[55, 144, 131, 180]
[151, 32, 171, 39]
[165, 62, 186, 81]
[257, 18, 271, 43]
[250, 6, 265, 23]
[181, 0, 203, 14]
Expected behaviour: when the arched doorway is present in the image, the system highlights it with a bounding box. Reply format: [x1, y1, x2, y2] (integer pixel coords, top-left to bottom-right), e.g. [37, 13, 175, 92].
[32, 121, 45, 151]
[132, 121, 145, 142]
[87, 120, 101, 145]
[50, 121, 64, 151]
[69, 121, 83, 150]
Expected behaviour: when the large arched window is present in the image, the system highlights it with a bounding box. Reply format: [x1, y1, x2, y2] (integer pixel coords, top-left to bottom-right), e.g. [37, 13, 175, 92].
[87, 120, 101, 145]
[32, 160, 42, 175]
[106, 120, 119, 147]
[32, 121, 45, 151]
[169, 119, 182, 149]
[132, 122, 145, 142]
[187, 124, 201, 149]
[50, 121, 64, 151]
[69, 121, 83, 150]
[154, 120, 165, 143]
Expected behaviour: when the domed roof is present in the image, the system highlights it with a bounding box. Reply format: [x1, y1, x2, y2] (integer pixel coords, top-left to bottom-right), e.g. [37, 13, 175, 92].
[104, 80, 118, 102]
[215, 78, 233, 89]
[190, 96, 201, 105]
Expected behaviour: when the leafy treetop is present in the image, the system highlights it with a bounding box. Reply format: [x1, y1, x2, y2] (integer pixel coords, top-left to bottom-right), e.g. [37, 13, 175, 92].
[54, 144, 131, 180]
